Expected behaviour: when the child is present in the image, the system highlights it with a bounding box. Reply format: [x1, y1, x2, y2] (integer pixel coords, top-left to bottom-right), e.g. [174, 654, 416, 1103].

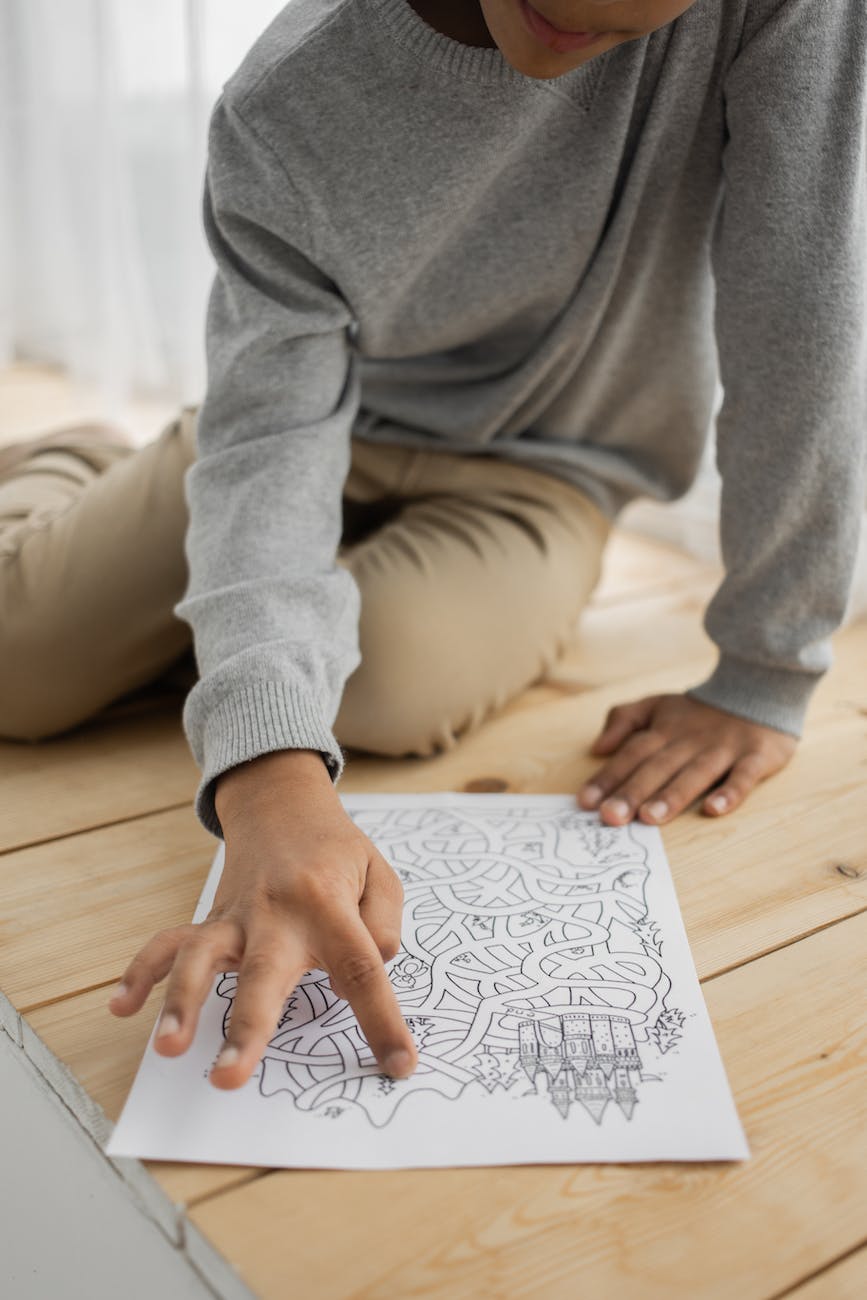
[2, 0, 864, 1089]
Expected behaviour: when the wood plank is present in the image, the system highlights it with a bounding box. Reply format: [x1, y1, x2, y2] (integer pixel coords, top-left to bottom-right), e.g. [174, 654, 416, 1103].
[24, 696, 866, 1209]
[592, 528, 720, 606]
[543, 583, 717, 694]
[665, 720, 867, 973]
[786, 1247, 867, 1300]
[10, 591, 865, 1220]
[7, 649, 862, 1016]
[0, 707, 198, 854]
[5, 623, 862, 1008]
[185, 910, 867, 1300]
[535, 594, 867, 726]
[498, 581, 717, 721]
[0, 806, 213, 1009]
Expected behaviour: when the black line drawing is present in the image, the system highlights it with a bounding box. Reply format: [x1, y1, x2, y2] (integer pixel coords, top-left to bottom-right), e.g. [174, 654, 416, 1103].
[214, 806, 685, 1128]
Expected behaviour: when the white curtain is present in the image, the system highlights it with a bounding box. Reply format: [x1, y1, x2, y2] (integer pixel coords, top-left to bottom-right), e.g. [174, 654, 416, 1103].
[1, 0, 288, 406]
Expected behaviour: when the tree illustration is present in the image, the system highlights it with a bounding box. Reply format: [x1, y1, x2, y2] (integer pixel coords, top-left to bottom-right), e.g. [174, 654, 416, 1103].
[650, 1008, 686, 1053]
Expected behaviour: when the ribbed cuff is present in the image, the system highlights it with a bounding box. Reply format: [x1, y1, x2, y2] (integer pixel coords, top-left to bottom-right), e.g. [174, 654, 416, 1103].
[194, 681, 346, 840]
[686, 653, 824, 739]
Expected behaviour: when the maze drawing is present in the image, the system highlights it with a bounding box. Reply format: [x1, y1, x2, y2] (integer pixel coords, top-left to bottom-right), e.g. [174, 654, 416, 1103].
[215, 805, 685, 1128]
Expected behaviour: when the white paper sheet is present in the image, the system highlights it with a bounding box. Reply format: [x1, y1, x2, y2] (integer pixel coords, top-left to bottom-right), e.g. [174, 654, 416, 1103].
[106, 794, 750, 1167]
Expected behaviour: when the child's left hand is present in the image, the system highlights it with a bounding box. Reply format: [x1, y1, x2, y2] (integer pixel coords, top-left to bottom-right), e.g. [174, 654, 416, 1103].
[577, 692, 797, 826]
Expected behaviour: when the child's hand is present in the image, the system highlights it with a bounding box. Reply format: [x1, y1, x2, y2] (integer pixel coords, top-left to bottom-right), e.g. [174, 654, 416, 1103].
[577, 693, 797, 826]
[108, 749, 418, 1090]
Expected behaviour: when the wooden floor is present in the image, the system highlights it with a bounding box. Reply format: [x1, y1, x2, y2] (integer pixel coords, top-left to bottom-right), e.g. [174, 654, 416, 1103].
[1, 366, 866, 1298]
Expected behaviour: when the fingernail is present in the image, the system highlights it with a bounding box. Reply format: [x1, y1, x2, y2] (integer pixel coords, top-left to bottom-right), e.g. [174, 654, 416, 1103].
[646, 800, 668, 822]
[581, 784, 603, 809]
[707, 793, 728, 813]
[383, 1049, 413, 1077]
[109, 982, 129, 1003]
[214, 1044, 241, 1070]
[156, 1012, 180, 1039]
[602, 798, 630, 821]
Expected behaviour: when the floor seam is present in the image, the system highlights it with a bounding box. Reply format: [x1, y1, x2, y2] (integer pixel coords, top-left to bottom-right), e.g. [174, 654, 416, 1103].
[767, 1237, 867, 1298]
[701, 903, 867, 984]
[0, 798, 195, 855]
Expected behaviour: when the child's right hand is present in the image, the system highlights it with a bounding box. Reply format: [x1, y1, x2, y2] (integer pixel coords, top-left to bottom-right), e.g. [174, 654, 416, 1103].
[108, 749, 418, 1090]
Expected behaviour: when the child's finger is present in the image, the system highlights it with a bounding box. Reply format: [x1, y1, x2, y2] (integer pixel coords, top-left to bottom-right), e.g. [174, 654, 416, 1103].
[702, 752, 769, 817]
[636, 746, 735, 824]
[588, 697, 657, 758]
[578, 728, 667, 811]
[358, 850, 405, 964]
[317, 913, 418, 1079]
[153, 924, 240, 1056]
[108, 926, 198, 1014]
[593, 740, 697, 825]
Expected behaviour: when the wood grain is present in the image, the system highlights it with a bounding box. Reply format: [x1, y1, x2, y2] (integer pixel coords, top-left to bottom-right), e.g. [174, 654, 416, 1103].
[24, 694, 866, 1209]
[592, 529, 720, 606]
[786, 1248, 867, 1300]
[0, 807, 213, 1009]
[539, 583, 717, 695]
[185, 910, 867, 1300]
[0, 709, 198, 854]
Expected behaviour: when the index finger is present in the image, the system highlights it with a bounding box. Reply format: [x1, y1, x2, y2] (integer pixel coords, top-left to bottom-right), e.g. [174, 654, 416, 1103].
[318, 915, 417, 1079]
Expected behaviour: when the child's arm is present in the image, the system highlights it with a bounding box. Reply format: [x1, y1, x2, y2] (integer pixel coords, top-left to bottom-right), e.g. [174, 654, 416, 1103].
[580, 0, 867, 826]
[176, 95, 363, 840]
[110, 94, 418, 1086]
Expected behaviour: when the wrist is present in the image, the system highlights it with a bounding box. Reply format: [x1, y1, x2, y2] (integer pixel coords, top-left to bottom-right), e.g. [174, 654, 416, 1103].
[214, 748, 333, 822]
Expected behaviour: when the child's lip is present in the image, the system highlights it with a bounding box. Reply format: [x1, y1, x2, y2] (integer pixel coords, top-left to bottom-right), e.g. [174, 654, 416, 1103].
[518, 1, 609, 51]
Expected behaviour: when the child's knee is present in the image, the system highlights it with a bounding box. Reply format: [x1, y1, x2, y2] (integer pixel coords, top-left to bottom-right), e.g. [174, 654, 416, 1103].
[0, 618, 82, 741]
[334, 654, 463, 759]
[0, 674, 64, 742]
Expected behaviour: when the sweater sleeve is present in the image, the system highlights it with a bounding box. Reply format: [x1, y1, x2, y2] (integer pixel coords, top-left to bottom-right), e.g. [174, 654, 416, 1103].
[174, 95, 363, 840]
[686, 0, 867, 735]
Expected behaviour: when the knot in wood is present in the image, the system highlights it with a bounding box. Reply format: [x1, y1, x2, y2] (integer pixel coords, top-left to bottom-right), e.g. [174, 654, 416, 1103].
[463, 777, 510, 793]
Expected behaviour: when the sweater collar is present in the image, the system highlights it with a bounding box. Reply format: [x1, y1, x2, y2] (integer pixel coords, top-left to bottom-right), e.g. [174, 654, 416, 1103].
[363, 0, 610, 108]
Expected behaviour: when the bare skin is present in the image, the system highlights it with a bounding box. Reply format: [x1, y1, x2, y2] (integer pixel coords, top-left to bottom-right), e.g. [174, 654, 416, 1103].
[110, 0, 799, 1088]
[579, 695, 798, 827]
[408, 1, 700, 75]
[109, 750, 418, 1089]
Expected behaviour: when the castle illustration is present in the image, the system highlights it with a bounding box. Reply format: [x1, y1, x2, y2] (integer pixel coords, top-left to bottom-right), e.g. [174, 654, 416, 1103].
[518, 1013, 642, 1123]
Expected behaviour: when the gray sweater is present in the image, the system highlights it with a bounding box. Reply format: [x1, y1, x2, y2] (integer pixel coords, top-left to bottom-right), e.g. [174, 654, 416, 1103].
[175, 0, 867, 839]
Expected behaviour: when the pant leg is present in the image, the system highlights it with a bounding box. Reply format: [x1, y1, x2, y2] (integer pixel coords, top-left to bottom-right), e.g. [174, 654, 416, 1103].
[334, 441, 611, 757]
[0, 409, 198, 740]
[0, 415, 411, 744]
[0, 417, 610, 755]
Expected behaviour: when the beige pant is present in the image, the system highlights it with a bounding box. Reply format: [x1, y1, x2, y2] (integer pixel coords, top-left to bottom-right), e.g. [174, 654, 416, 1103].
[0, 409, 611, 757]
